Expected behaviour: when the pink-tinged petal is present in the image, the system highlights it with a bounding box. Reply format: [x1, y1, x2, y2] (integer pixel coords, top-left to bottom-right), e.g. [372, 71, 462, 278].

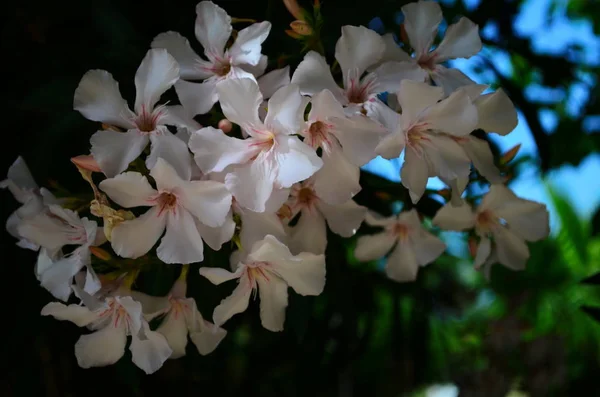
[175, 79, 218, 117]
[401, 0, 443, 55]
[422, 88, 478, 136]
[355, 231, 396, 261]
[291, 51, 344, 101]
[256, 275, 289, 332]
[216, 78, 262, 128]
[90, 129, 148, 178]
[239, 209, 287, 250]
[195, 1, 232, 55]
[73, 70, 135, 129]
[130, 325, 172, 374]
[319, 199, 366, 237]
[99, 171, 156, 208]
[335, 25, 385, 81]
[199, 266, 242, 285]
[385, 240, 419, 282]
[265, 84, 307, 135]
[335, 113, 388, 166]
[493, 226, 530, 271]
[257, 66, 290, 99]
[474, 89, 518, 135]
[494, 200, 549, 242]
[148, 133, 193, 181]
[17, 210, 73, 251]
[71, 155, 102, 173]
[313, 149, 361, 205]
[289, 210, 328, 255]
[151, 31, 208, 80]
[179, 180, 232, 228]
[161, 105, 201, 130]
[229, 21, 271, 66]
[308, 89, 346, 122]
[431, 66, 476, 96]
[41, 302, 97, 327]
[189, 127, 256, 174]
[134, 49, 179, 111]
[212, 274, 253, 326]
[249, 235, 326, 296]
[75, 326, 127, 368]
[401, 148, 429, 203]
[275, 136, 323, 188]
[157, 210, 205, 264]
[225, 160, 275, 212]
[462, 136, 503, 183]
[474, 237, 491, 269]
[434, 17, 482, 62]
[432, 202, 476, 230]
[372, 61, 428, 94]
[410, 229, 446, 265]
[397, 80, 444, 123]
[111, 207, 166, 259]
[156, 310, 188, 359]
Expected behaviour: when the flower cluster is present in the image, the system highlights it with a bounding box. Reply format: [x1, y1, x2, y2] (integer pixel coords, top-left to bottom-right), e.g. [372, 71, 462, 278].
[2, 0, 549, 374]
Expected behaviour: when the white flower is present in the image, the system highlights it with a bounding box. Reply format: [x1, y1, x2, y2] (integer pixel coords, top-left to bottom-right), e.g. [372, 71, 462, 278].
[41, 294, 171, 374]
[132, 278, 226, 359]
[200, 235, 325, 332]
[152, 1, 271, 116]
[432, 184, 550, 277]
[188, 78, 322, 212]
[355, 209, 446, 282]
[1, 157, 58, 250]
[301, 89, 387, 203]
[375, 80, 478, 203]
[291, 25, 427, 114]
[461, 84, 518, 136]
[99, 158, 232, 264]
[74, 49, 199, 178]
[17, 205, 102, 301]
[284, 170, 367, 255]
[379, 0, 482, 95]
[257, 66, 291, 121]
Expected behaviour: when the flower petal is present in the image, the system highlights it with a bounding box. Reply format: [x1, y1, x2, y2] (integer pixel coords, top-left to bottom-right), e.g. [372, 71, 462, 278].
[289, 210, 328, 255]
[134, 49, 179, 111]
[308, 88, 346, 122]
[494, 200, 549, 242]
[149, 157, 186, 192]
[432, 202, 476, 230]
[422, 88, 478, 136]
[90, 130, 148, 178]
[410, 229, 446, 265]
[249, 235, 326, 296]
[372, 61, 428, 94]
[257, 66, 291, 99]
[157, 209, 205, 264]
[313, 149, 361, 205]
[335, 25, 385, 81]
[434, 17, 482, 62]
[275, 136, 323, 188]
[385, 240, 419, 282]
[156, 311, 188, 359]
[256, 274, 288, 332]
[175, 79, 218, 116]
[373, 33, 412, 66]
[265, 84, 307, 135]
[130, 325, 172, 374]
[461, 136, 503, 183]
[474, 236, 491, 269]
[229, 21, 271, 66]
[111, 207, 166, 259]
[216, 78, 262, 128]
[75, 326, 127, 368]
[397, 80, 444, 123]
[319, 199, 366, 237]
[422, 134, 472, 181]
[375, 130, 406, 159]
[185, 299, 227, 355]
[199, 266, 242, 285]
[73, 70, 135, 129]
[99, 171, 156, 208]
[212, 274, 253, 326]
[148, 133, 193, 181]
[241, 55, 268, 78]
[161, 105, 202, 130]
[39, 254, 84, 301]
[151, 31, 208, 80]
[354, 232, 396, 261]
[291, 51, 344, 101]
[195, 1, 232, 55]
[179, 180, 232, 228]
[225, 160, 275, 212]
[431, 65, 475, 96]
[195, 212, 235, 251]
[474, 89, 518, 135]
[239, 209, 287, 249]
[401, 0, 442, 55]
[335, 114, 388, 166]
[493, 226, 530, 271]
[189, 127, 255, 174]
[401, 148, 429, 203]
[41, 302, 97, 326]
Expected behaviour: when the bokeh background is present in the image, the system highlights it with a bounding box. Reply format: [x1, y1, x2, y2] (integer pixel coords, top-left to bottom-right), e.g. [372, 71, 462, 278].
[1, 0, 599, 396]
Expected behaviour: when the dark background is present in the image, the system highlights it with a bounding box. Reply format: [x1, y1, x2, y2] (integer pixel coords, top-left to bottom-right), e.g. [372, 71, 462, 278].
[2, 0, 599, 396]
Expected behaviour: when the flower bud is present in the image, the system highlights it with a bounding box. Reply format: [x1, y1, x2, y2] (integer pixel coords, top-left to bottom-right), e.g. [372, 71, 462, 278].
[89, 246, 112, 261]
[71, 155, 102, 173]
[218, 119, 233, 133]
[499, 144, 521, 166]
[290, 20, 313, 36]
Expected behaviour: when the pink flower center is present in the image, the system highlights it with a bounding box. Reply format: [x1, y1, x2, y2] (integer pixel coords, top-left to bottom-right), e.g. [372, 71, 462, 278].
[135, 104, 164, 133]
[417, 53, 437, 71]
[345, 73, 377, 104]
[156, 192, 178, 215]
[476, 209, 499, 234]
[390, 223, 410, 240]
[306, 120, 334, 151]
